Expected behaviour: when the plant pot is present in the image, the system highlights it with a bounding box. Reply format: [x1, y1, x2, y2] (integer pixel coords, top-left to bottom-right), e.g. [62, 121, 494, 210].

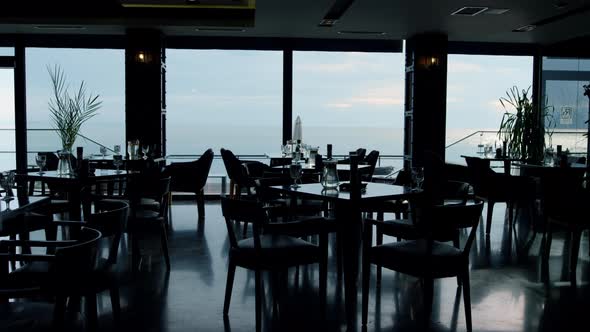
[57, 149, 74, 175]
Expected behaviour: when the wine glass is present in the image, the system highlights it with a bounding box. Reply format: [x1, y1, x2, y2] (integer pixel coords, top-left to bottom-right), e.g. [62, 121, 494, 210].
[99, 146, 107, 159]
[36, 154, 47, 175]
[289, 162, 303, 188]
[142, 144, 150, 160]
[411, 166, 424, 189]
[113, 144, 121, 155]
[113, 154, 123, 173]
[1, 171, 15, 205]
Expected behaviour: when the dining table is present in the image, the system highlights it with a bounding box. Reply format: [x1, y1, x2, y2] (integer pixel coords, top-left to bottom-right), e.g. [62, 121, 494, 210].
[24, 169, 133, 220]
[268, 181, 420, 329]
[461, 154, 522, 174]
[0, 195, 50, 236]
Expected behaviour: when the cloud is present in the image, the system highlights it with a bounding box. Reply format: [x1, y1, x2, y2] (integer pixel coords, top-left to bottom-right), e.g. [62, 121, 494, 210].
[324, 84, 405, 110]
[448, 62, 484, 74]
[326, 103, 353, 109]
[295, 63, 356, 73]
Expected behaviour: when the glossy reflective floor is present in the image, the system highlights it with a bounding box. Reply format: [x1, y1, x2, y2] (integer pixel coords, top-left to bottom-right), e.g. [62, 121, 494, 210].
[2, 199, 589, 331]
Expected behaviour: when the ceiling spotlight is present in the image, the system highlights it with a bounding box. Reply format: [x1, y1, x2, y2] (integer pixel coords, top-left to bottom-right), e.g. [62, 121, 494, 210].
[513, 24, 536, 32]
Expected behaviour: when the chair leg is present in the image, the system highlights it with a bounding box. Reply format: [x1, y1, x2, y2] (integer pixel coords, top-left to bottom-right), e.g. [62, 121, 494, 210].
[569, 231, 582, 285]
[160, 223, 171, 270]
[376, 229, 383, 285]
[53, 295, 67, 329]
[542, 224, 553, 284]
[422, 278, 434, 328]
[242, 221, 249, 238]
[131, 234, 141, 271]
[85, 293, 98, 332]
[223, 261, 236, 315]
[255, 270, 263, 332]
[361, 250, 371, 326]
[319, 234, 328, 318]
[196, 190, 206, 219]
[486, 201, 495, 234]
[461, 269, 473, 332]
[109, 286, 121, 322]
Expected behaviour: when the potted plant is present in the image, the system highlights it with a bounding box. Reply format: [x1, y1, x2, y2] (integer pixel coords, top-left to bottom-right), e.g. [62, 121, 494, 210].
[497, 86, 554, 164]
[48, 64, 102, 174]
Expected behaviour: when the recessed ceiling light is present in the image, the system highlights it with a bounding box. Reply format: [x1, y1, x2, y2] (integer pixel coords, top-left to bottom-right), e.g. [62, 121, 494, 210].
[34, 25, 86, 30]
[194, 27, 246, 32]
[513, 24, 536, 32]
[483, 8, 510, 15]
[319, 19, 338, 27]
[337, 31, 387, 36]
[451, 7, 488, 16]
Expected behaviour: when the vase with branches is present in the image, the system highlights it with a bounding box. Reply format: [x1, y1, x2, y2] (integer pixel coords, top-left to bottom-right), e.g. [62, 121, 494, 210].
[497, 86, 554, 164]
[48, 64, 101, 174]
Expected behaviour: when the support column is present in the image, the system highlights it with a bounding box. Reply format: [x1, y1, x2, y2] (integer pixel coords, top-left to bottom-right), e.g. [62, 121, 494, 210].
[404, 33, 448, 170]
[125, 29, 166, 158]
[283, 49, 293, 144]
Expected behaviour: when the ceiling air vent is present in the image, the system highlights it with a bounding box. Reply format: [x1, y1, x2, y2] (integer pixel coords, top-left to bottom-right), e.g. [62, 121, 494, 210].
[451, 7, 489, 16]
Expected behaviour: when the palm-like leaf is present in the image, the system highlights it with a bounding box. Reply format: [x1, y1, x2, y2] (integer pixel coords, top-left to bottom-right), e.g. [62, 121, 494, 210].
[48, 64, 101, 151]
[497, 85, 554, 163]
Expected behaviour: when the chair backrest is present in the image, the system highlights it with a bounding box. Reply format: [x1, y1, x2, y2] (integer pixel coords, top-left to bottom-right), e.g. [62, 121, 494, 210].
[413, 199, 484, 257]
[362, 150, 380, 181]
[54, 227, 102, 285]
[37, 152, 59, 171]
[464, 156, 495, 192]
[220, 148, 248, 185]
[86, 199, 129, 265]
[356, 148, 367, 160]
[220, 196, 267, 250]
[165, 148, 214, 193]
[540, 169, 586, 219]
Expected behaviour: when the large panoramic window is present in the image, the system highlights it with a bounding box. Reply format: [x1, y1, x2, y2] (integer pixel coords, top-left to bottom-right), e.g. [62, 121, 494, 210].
[166, 50, 283, 159]
[293, 51, 404, 167]
[26, 48, 125, 166]
[542, 57, 590, 156]
[0, 67, 15, 171]
[445, 55, 533, 164]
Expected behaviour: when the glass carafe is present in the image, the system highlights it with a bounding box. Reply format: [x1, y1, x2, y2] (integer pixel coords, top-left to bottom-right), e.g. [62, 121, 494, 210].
[321, 159, 339, 189]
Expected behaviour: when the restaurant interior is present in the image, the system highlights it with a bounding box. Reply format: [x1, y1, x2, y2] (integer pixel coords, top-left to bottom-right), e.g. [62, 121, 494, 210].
[1, 1, 590, 331]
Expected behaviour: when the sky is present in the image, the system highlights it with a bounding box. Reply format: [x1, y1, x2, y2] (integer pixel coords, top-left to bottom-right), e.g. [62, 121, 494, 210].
[2, 46, 584, 165]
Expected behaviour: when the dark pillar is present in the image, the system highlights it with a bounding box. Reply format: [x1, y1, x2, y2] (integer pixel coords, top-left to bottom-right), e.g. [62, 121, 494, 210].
[283, 50, 293, 144]
[14, 42, 27, 174]
[404, 33, 448, 170]
[125, 29, 166, 158]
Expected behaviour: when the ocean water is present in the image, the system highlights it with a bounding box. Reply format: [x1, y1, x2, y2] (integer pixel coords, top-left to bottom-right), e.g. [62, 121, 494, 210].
[0, 126, 497, 174]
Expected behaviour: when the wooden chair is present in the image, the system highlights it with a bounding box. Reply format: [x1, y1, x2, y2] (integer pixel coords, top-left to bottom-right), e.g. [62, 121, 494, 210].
[362, 199, 484, 331]
[0, 227, 102, 329]
[540, 170, 590, 285]
[220, 196, 327, 332]
[164, 148, 214, 219]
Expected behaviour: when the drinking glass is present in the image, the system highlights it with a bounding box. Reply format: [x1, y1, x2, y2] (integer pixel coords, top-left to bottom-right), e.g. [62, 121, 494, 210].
[36, 154, 47, 174]
[289, 162, 303, 188]
[411, 167, 424, 189]
[100, 146, 107, 159]
[113, 145, 121, 155]
[142, 144, 150, 160]
[1, 171, 15, 204]
[113, 154, 123, 173]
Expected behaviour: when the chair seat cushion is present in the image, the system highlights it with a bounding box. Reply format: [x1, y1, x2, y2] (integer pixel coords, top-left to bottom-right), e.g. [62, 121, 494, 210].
[377, 218, 419, 240]
[370, 239, 464, 278]
[233, 235, 320, 268]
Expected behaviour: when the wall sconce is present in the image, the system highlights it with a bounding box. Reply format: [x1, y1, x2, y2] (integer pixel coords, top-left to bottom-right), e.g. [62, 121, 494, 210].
[417, 55, 440, 70]
[135, 50, 153, 64]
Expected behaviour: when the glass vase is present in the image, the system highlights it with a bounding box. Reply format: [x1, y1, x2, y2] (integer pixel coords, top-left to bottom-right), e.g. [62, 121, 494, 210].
[57, 149, 74, 175]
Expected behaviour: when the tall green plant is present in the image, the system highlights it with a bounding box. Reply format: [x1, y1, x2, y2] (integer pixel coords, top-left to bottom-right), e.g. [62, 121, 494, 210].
[497, 86, 554, 164]
[48, 64, 102, 152]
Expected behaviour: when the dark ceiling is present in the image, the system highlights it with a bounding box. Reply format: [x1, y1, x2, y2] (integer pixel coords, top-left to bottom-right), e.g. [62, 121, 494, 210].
[0, 0, 589, 46]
